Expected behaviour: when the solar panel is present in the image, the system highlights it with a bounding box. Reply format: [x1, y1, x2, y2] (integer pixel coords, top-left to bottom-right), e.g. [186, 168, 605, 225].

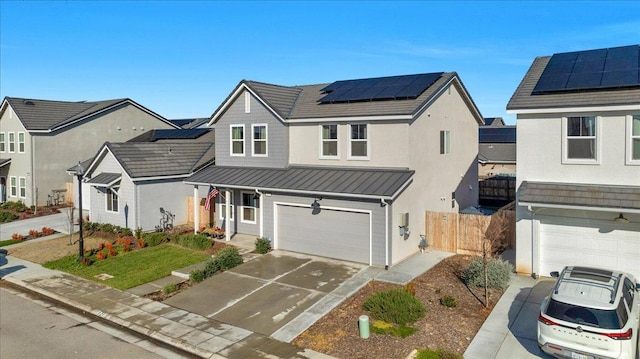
[479, 127, 517, 143]
[532, 45, 640, 94]
[319, 72, 444, 103]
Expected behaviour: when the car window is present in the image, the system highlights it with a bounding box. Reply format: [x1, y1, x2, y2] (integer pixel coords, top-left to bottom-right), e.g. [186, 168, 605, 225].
[546, 299, 622, 329]
[623, 278, 634, 306]
[616, 299, 628, 327]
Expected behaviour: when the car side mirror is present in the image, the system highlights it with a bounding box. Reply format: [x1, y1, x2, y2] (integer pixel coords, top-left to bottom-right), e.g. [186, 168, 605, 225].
[550, 271, 559, 278]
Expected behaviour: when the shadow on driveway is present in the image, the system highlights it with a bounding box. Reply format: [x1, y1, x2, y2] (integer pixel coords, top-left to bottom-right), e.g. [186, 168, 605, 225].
[507, 280, 555, 358]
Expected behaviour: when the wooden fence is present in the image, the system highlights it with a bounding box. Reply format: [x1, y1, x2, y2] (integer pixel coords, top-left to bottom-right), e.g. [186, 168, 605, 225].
[425, 210, 515, 255]
[186, 196, 216, 229]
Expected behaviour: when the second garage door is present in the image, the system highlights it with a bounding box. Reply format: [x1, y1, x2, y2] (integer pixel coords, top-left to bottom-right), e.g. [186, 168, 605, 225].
[538, 216, 640, 279]
[276, 204, 371, 264]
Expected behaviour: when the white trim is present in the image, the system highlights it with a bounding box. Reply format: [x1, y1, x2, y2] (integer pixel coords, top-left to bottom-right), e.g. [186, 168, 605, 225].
[348, 123, 369, 160]
[209, 84, 287, 126]
[520, 201, 640, 214]
[218, 191, 234, 221]
[17, 132, 25, 153]
[287, 114, 412, 124]
[9, 176, 17, 197]
[508, 104, 640, 115]
[251, 123, 268, 157]
[273, 201, 373, 265]
[626, 114, 640, 165]
[245, 91, 251, 113]
[561, 115, 600, 165]
[106, 187, 119, 213]
[230, 124, 245, 157]
[131, 174, 190, 182]
[240, 191, 257, 224]
[193, 186, 199, 234]
[8, 132, 15, 153]
[18, 176, 26, 198]
[440, 130, 451, 155]
[319, 124, 339, 159]
[0, 132, 5, 153]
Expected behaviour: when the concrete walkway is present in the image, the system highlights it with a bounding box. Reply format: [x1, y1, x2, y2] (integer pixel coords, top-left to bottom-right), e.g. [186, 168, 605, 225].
[0, 208, 89, 240]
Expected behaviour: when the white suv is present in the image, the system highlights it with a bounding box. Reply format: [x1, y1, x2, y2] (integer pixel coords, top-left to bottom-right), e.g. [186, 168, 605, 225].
[538, 266, 640, 359]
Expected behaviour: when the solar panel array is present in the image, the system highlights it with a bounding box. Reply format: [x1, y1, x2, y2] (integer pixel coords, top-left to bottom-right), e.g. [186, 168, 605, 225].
[149, 128, 210, 141]
[479, 127, 516, 143]
[533, 45, 640, 94]
[319, 73, 444, 103]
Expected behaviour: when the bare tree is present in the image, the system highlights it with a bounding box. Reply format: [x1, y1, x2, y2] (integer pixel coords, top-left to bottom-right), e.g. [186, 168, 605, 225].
[480, 210, 510, 307]
[64, 206, 76, 245]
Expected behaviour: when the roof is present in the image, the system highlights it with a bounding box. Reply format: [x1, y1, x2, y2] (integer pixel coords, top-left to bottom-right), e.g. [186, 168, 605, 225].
[1, 97, 177, 132]
[87, 172, 121, 187]
[211, 72, 483, 124]
[479, 126, 516, 143]
[478, 143, 516, 163]
[482, 117, 505, 126]
[0, 158, 10, 168]
[518, 181, 640, 212]
[128, 128, 212, 142]
[169, 118, 209, 129]
[185, 165, 414, 200]
[507, 53, 640, 111]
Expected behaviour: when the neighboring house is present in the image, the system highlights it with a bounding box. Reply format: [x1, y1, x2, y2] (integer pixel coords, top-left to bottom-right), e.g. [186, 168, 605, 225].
[168, 118, 209, 129]
[507, 44, 640, 279]
[483, 117, 506, 127]
[186, 72, 483, 267]
[478, 119, 516, 178]
[0, 97, 178, 206]
[80, 129, 214, 231]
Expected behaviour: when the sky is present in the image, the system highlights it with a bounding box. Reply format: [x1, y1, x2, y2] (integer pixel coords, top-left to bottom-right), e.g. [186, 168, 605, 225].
[1, 1, 639, 124]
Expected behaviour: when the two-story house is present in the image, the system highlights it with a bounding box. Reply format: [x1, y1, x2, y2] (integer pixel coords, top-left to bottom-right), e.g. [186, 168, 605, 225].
[186, 72, 483, 267]
[0, 97, 178, 207]
[507, 44, 640, 279]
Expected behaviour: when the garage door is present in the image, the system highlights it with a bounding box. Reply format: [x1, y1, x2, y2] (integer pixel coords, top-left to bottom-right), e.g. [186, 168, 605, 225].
[276, 204, 370, 264]
[539, 216, 640, 279]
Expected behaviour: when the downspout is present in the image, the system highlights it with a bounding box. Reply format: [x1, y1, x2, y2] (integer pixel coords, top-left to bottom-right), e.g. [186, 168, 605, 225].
[527, 205, 548, 279]
[193, 185, 199, 234]
[382, 198, 390, 270]
[255, 189, 263, 238]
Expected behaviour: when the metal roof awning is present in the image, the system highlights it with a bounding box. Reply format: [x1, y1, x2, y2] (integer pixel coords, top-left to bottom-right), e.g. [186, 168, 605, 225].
[518, 181, 640, 213]
[87, 172, 121, 187]
[185, 166, 414, 200]
[0, 158, 10, 168]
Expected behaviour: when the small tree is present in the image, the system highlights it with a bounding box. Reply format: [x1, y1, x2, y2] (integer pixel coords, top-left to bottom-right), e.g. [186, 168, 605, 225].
[65, 207, 76, 245]
[479, 210, 510, 307]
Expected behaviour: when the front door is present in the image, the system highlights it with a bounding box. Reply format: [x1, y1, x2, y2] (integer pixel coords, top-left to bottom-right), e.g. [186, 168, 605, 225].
[0, 176, 6, 203]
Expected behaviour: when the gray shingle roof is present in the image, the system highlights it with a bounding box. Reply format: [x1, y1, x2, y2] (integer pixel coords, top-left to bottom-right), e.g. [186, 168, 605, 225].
[87, 172, 121, 186]
[478, 143, 516, 163]
[0, 158, 10, 168]
[507, 56, 640, 110]
[518, 181, 640, 211]
[185, 166, 414, 199]
[106, 141, 214, 179]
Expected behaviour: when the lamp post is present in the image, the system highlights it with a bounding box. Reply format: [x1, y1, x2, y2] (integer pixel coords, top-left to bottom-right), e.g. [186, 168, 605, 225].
[71, 162, 85, 262]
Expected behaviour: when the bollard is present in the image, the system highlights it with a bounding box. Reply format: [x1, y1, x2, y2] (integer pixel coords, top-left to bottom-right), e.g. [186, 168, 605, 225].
[358, 315, 369, 339]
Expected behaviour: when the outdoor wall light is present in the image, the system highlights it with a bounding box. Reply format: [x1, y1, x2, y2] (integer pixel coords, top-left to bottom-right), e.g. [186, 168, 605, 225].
[614, 213, 629, 223]
[311, 197, 322, 210]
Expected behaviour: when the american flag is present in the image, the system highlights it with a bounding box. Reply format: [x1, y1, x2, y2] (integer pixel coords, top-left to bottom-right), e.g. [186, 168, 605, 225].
[204, 186, 218, 212]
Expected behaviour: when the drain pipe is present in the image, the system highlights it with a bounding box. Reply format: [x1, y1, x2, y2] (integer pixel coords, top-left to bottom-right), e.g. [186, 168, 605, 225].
[255, 189, 263, 238]
[382, 198, 390, 270]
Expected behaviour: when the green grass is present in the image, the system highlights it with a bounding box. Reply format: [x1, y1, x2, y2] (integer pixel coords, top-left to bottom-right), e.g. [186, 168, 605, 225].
[369, 319, 419, 338]
[0, 239, 22, 247]
[43, 244, 209, 290]
[415, 348, 463, 359]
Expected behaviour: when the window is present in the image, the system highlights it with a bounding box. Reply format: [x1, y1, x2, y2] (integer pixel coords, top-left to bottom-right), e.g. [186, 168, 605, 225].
[440, 130, 451, 154]
[19, 177, 26, 198]
[241, 192, 256, 223]
[18, 132, 25, 153]
[106, 188, 119, 213]
[9, 176, 16, 197]
[349, 124, 368, 158]
[566, 116, 597, 160]
[218, 191, 234, 221]
[8, 132, 15, 153]
[245, 91, 251, 113]
[628, 115, 640, 164]
[321, 124, 338, 158]
[252, 124, 267, 156]
[230, 125, 244, 156]
[0, 132, 5, 153]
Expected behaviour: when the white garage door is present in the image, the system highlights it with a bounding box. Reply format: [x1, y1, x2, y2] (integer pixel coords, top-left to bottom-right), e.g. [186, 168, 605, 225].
[276, 204, 370, 264]
[539, 216, 640, 279]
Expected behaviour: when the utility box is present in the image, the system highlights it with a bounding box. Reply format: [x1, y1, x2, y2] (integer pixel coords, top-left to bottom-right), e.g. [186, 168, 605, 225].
[399, 212, 409, 227]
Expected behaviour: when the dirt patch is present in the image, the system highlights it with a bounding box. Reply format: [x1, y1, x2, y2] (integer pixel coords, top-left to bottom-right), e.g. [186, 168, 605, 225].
[293, 255, 504, 359]
[8, 235, 109, 264]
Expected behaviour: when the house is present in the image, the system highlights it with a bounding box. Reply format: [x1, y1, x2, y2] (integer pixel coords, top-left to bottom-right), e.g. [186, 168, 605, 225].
[80, 128, 214, 231]
[185, 72, 483, 267]
[507, 44, 640, 279]
[0, 97, 178, 206]
[478, 118, 516, 207]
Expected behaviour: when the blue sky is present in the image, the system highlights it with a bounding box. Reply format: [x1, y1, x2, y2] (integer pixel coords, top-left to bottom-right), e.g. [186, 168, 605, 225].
[1, 1, 639, 124]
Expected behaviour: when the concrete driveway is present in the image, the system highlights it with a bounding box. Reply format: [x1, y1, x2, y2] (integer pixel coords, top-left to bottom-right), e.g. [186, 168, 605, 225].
[164, 251, 366, 338]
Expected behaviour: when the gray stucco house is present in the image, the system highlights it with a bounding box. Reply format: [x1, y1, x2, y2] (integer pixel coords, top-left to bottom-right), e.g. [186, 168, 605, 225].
[0, 97, 178, 206]
[186, 72, 483, 267]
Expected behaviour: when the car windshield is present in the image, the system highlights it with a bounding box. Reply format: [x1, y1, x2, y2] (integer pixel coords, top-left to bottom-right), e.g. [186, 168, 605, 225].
[546, 299, 623, 329]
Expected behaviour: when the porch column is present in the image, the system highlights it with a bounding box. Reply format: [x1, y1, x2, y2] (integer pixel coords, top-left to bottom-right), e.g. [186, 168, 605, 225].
[225, 189, 231, 241]
[193, 185, 199, 234]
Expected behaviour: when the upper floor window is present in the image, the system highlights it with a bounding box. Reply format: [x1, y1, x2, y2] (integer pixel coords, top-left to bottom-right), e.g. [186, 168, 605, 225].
[440, 130, 451, 154]
[627, 115, 640, 165]
[106, 188, 119, 213]
[321, 124, 338, 158]
[19, 177, 26, 198]
[564, 116, 597, 162]
[245, 92, 251, 113]
[349, 123, 368, 158]
[9, 176, 17, 197]
[241, 191, 257, 223]
[0, 132, 5, 153]
[18, 132, 25, 153]
[8, 132, 15, 153]
[230, 125, 245, 156]
[252, 124, 267, 156]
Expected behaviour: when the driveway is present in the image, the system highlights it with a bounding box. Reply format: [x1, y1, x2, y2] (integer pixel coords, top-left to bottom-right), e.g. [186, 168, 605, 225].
[164, 251, 366, 338]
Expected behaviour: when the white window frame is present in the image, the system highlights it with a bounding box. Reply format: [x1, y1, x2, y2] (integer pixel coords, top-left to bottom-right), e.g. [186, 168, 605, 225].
[18, 177, 26, 198]
[245, 91, 251, 113]
[562, 116, 600, 164]
[440, 130, 451, 155]
[251, 124, 268, 157]
[626, 114, 640, 165]
[18, 132, 25, 153]
[240, 191, 257, 224]
[9, 176, 17, 197]
[348, 123, 369, 160]
[106, 187, 119, 213]
[0, 132, 5, 153]
[230, 124, 245, 156]
[320, 124, 339, 159]
[8, 132, 15, 153]
[218, 191, 234, 221]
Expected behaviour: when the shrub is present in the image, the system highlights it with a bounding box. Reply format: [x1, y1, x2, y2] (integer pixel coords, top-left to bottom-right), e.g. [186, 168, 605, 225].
[255, 237, 271, 254]
[215, 246, 243, 270]
[108, 247, 117, 257]
[97, 242, 106, 250]
[440, 295, 457, 308]
[143, 232, 168, 247]
[96, 252, 107, 260]
[203, 257, 221, 277]
[29, 229, 41, 238]
[363, 288, 426, 325]
[0, 211, 18, 223]
[1, 201, 28, 212]
[162, 282, 178, 295]
[416, 348, 463, 359]
[189, 269, 206, 283]
[175, 234, 211, 251]
[11, 233, 24, 241]
[119, 227, 133, 237]
[461, 257, 513, 290]
[136, 238, 146, 249]
[41, 227, 55, 236]
[135, 227, 143, 239]
[405, 281, 416, 296]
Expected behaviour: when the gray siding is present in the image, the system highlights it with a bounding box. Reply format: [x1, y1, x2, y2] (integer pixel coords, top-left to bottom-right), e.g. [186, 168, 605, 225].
[87, 153, 132, 229]
[215, 90, 289, 168]
[213, 188, 260, 236]
[136, 180, 193, 231]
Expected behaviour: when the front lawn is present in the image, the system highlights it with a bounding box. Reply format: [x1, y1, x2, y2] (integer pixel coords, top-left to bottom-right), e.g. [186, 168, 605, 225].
[43, 243, 209, 290]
